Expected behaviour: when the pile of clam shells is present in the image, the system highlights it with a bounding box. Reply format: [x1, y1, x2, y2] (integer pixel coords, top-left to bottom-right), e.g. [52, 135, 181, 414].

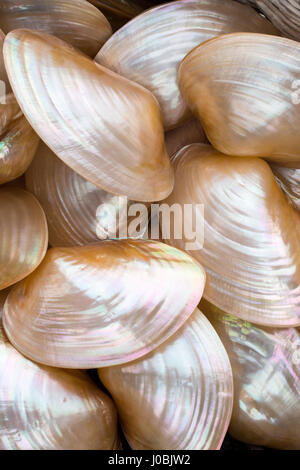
[0, 0, 299, 451]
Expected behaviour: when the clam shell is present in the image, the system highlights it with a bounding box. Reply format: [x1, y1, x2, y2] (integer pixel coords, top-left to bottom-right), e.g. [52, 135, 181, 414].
[0, 94, 39, 185]
[0, 0, 112, 57]
[4, 29, 173, 202]
[99, 308, 233, 450]
[203, 300, 300, 450]
[239, 0, 300, 42]
[0, 188, 48, 290]
[0, 298, 119, 449]
[163, 144, 300, 327]
[179, 32, 300, 167]
[26, 142, 149, 247]
[271, 164, 300, 213]
[95, 0, 278, 130]
[3, 239, 205, 368]
[165, 119, 207, 161]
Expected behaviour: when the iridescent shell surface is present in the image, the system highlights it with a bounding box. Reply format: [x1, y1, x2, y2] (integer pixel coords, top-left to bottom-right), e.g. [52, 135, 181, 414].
[4, 29, 173, 202]
[239, 0, 300, 42]
[99, 308, 233, 450]
[0, 0, 112, 57]
[0, 290, 119, 450]
[96, 0, 278, 130]
[272, 164, 300, 212]
[163, 144, 300, 327]
[0, 188, 48, 290]
[0, 94, 39, 185]
[3, 240, 205, 368]
[179, 33, 300, 167]
[26, 143, 149, 247]
[0, 29, 39, 184]
[203, 300, 300, 450]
